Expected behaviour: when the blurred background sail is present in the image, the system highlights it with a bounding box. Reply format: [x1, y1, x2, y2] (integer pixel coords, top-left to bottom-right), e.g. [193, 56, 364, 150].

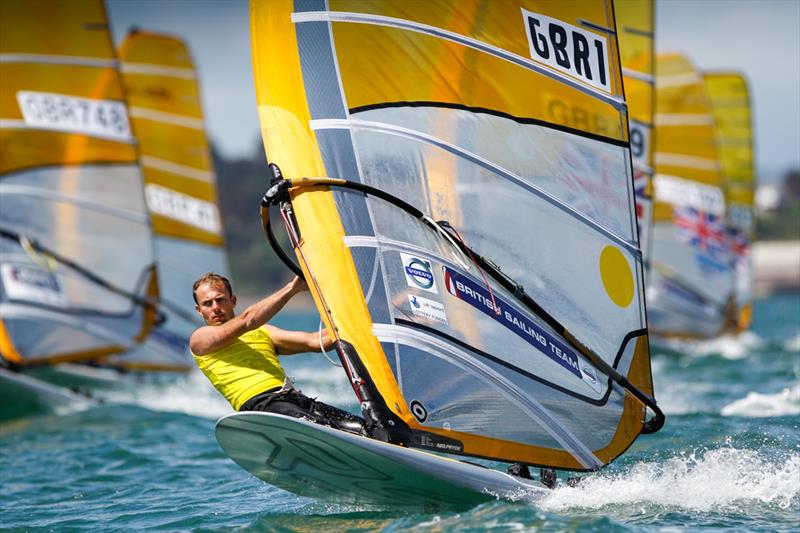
[703, 72, 756, 332]
[648, 52, 735, 339]
[0, 0, 160, 373]
[616, 0, 654, 267]
[113, 29, 229, 371]
[252, 0, 660, 470]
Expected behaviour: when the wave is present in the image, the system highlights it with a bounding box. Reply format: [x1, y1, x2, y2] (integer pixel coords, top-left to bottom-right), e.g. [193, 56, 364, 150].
[539, 447, 800, 512]
[654, 331, 764, 360]
[101, 363, 357, 419]
[721, 383, 800, 418]
[785, 331, 800, 352]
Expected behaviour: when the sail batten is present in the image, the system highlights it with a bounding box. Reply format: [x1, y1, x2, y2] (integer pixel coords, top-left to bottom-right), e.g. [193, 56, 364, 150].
[128, 107, 205, 130]
[119, 63, 196, 79]
[0, 184, 150, 222]
[0, 54, 119, 68]
[615, 0, 654, 265]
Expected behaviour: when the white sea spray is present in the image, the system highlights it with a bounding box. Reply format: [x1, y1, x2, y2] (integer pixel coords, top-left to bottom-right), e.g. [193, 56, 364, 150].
[104, 370, 231, 419]
[721, 383, 800, 417]
[539, 447, 800, 512]
[669, 330, 764, 360]
[785, 331, 800, 352]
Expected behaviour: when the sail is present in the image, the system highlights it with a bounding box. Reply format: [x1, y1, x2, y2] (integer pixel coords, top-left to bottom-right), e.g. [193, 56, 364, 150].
[649, 53, 735, 338]
[615, 0, 654, 263]
[703, 72, 755, 332]
[114, 30, 229, 371]
[252, 0, 661, 470]
[0, 0, 160, 367]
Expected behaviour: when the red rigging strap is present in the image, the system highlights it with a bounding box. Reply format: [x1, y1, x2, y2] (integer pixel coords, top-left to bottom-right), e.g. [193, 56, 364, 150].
[439, 221, 500, 318]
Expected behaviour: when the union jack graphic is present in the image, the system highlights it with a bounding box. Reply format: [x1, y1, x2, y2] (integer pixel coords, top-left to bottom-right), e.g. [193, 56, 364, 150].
[728, 228, 750, 266]
[673, 206, 728, 257]
[633, 172, 649, 229]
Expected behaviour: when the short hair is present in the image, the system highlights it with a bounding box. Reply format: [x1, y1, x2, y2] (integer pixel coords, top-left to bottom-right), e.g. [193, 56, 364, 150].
[192, 272, 233, 304]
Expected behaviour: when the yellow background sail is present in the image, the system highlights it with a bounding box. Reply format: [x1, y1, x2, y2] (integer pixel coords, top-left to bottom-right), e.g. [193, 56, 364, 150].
[119, 30, 223, 247]
[704, 72, 755, 331]
[115, 29, 229, 371]
[650, 53, 734, 338]
[0, 0, 159, 365]
[615, 0, 654, 260]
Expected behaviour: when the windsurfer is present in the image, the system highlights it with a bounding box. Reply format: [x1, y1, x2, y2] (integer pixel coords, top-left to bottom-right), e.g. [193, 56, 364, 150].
[189, 272, 367, 435]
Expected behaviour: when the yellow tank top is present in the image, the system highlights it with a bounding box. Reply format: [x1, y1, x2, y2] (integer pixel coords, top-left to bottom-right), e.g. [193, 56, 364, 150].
[192, 325, 285, 410]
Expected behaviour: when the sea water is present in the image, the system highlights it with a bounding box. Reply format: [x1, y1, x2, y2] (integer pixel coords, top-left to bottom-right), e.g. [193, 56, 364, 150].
[1, 293, 798, 531]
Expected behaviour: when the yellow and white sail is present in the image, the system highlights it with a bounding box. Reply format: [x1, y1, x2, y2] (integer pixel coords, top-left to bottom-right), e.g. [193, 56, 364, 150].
[252, 0, 662, 470]
[115, 29, 229, 370]
[0, 0, 160, 367]
[703, 72, 755, 332]
[649, 53, 735, 338]
[616, 0, 654, 263]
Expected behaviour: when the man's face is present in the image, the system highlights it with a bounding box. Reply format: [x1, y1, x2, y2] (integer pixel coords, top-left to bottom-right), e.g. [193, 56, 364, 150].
[195, 282, 237, 326]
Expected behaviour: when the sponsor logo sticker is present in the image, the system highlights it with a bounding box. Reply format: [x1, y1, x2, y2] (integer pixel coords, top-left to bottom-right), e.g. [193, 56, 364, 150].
[145, 184, 222, 234]
[17, 91, 132, 141]
[654, 174, 725, 215]
[629, 120, 651, 165]
[522, 9, 611, 92]
[0, 264, 67, 307]
[401, 253, 437, 293]
[444, 266, 587, 380]
[580, 363, 603, 393]
[408, 294, 448, 325]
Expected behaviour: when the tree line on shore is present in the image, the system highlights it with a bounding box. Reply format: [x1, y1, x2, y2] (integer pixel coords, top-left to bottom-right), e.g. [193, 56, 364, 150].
[213, 142, 291, 296]
[757, 169, 800, 241]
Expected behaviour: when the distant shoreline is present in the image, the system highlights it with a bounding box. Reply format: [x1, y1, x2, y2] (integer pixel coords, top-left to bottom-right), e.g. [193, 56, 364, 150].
[753, 240, 800, 296]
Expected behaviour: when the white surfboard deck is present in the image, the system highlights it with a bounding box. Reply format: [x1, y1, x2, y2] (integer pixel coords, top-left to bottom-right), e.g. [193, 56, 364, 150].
[215, 412, 546, 507]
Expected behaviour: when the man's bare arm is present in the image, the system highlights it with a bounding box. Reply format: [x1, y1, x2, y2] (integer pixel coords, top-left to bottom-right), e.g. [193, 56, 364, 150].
[267, 325, 334, 355]
[189, 277, 306, 355]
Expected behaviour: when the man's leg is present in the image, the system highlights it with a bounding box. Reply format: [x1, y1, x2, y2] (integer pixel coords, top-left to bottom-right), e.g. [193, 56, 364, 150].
[309, 399, 368, 436]
[244, 389, 368, 436]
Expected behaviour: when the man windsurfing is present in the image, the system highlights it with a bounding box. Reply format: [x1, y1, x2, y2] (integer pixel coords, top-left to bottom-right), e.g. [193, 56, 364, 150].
[189, 272, 367, 435]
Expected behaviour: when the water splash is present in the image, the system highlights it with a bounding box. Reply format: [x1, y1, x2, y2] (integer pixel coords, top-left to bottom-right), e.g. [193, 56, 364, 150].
[539, 447, 800, 512]
[721, 383, 800, 418]
[659, 331, 764, 360]
[104, 371, 231, 419]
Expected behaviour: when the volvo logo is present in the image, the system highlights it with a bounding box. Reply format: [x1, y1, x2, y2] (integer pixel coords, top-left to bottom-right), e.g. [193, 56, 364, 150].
[405, 259, 434, 289]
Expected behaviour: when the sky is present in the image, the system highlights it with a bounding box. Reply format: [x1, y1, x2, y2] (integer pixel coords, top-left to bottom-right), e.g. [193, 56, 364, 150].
[106, 0, 800, 182]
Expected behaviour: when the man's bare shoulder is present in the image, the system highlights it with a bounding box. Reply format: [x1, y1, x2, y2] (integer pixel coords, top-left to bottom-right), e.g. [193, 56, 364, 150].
[189, 322, 243, 355]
